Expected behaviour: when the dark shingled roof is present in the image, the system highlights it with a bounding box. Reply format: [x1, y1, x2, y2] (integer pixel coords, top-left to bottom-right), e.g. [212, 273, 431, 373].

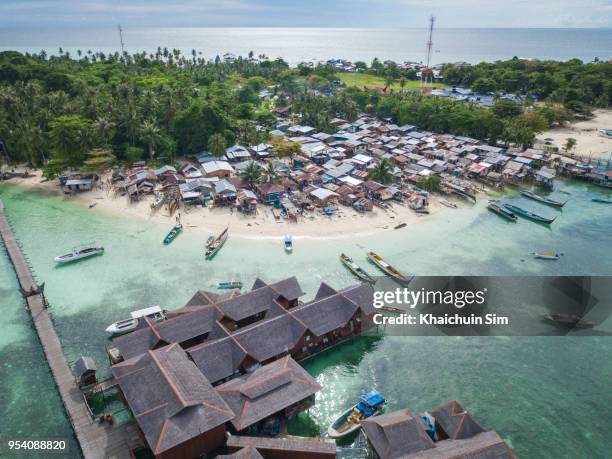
[216, 356, 321, 431]
[110, 306, 223, 360]
[291, 294, 358, 337]
[226, 435, 336, 457]
[231, 314, 306, 363]
[361, 408, 435, 458]
[268, 276, 305, 301]
[314, 282, 338, 300]
[184, 290, 218, 307]
[217, 286, 283, 322]
[339, 283, 375, 315]
[431, 400, 485, 440]
[112, 344, 234, 455]
[188, 336, 247, 384]
[404, 430, 516, 458]
[216, 447, 264, 459]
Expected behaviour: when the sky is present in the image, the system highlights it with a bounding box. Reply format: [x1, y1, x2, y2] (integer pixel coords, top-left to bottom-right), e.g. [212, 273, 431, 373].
[1, 0, 611, 29]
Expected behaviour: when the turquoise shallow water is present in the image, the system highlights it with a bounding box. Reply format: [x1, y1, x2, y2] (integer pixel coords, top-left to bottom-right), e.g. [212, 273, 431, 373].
[0, 180, 611, 458]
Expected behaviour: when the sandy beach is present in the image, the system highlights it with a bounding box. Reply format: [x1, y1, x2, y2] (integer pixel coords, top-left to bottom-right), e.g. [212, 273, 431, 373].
[536, 109, 612, 161]
[4, 170, 452, 241]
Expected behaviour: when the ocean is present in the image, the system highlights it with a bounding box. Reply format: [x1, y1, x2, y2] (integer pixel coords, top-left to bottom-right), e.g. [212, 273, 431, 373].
[1, 180, 611, 458]
[1, 27, 611, 64]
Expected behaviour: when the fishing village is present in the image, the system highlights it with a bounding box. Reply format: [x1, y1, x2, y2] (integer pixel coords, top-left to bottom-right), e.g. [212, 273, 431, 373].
[7, 109, 611, 248]
[0, 9, 611, 457]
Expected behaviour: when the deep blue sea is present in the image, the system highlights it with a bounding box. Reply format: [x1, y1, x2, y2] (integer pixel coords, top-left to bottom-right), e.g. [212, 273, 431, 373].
[0, 27, 611, 64]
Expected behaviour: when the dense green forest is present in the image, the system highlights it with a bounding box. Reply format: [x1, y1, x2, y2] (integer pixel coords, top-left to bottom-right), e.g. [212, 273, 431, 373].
[0, 49, 610, 172]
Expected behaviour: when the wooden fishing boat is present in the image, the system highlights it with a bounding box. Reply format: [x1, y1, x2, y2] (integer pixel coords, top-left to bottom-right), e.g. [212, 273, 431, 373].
[105, 306, 165, 336]
[218, 281, 242, 290]
[592, 197, 612, 204]
[440, 200, 457, 209]
[54, 245, 104, 263]
[327, 391, 386, 439]
[340, 253, 376, 284]
[503, 204, 555, 224]
[520, 190, 566, 207]
[163, 223, 182, 244]
[487, 201, 517, 222]
[543, 313, 595, 329]
[531, 251, 561, 260]
[206, 227, 229, 259]
[367, 251, 413, 284]
[394, 222, 407, 229]
[284, 234, 293, 253]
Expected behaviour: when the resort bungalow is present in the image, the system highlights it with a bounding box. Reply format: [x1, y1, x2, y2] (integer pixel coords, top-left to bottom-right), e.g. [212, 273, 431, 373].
[361, 401, 516, 459]
[203, 161, 235, 179]
[223, 435, 336, 459]
[216, 356, 321, 435]
[112, 344, 234, 459]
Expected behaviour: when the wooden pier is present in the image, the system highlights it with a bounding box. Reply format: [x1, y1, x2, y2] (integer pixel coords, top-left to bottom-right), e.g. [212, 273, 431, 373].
[0, 199, 140, 459]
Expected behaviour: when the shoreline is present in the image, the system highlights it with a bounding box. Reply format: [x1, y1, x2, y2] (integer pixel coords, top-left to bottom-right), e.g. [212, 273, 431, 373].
[3, 170, 454, 241]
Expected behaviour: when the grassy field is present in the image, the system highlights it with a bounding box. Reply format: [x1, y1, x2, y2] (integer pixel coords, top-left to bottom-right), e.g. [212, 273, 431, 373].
[335, 72, 449, 91]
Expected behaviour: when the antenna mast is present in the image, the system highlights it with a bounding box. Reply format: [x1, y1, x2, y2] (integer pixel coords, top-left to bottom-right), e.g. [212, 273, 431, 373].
[118, 24, 126, 55]
[421, 15, 435, 94]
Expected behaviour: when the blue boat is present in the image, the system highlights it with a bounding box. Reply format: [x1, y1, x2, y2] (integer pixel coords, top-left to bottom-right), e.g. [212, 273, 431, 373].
[592, 197, 612, 204]
[327, 390, 386, 438]
[503, 204, 556, 224]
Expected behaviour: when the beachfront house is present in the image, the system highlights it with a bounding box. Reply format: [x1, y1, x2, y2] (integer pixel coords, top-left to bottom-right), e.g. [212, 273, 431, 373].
[214, 180, 237, 204]
[309, 187, 339, 206]
[202, 161, 234, 179]
[237, 189, 258, 214]
[255, 182, 284, 206]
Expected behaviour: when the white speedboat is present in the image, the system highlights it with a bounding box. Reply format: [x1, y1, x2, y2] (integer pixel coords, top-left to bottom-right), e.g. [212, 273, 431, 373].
[284, 234, 293, 253]
[54, 246, 104, 264]
[105, 306, 165, 336]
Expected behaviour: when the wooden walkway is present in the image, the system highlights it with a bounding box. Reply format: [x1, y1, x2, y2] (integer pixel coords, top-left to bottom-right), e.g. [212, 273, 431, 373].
[0, 199, 141, 459]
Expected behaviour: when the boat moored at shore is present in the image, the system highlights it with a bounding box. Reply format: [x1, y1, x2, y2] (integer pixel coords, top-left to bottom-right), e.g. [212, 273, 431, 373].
[487, 201, 517, 221]
[206, 227, 229, 259]
[340, 253, 376, 284]
[503, 203, 556, 224]
[520, 190, 567, 207]
[163, 223, 182, 244]
[367, 251, 413, 284]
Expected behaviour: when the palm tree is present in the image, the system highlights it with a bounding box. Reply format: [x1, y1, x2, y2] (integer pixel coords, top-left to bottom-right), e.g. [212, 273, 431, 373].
[264, 160, 280, 184]
[240, 161, 264, 188]
[368, 158, 394, 184]
[208, 133, 226, 157]
[94, 117, 115, 147]
[139, 120, 162, 160]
